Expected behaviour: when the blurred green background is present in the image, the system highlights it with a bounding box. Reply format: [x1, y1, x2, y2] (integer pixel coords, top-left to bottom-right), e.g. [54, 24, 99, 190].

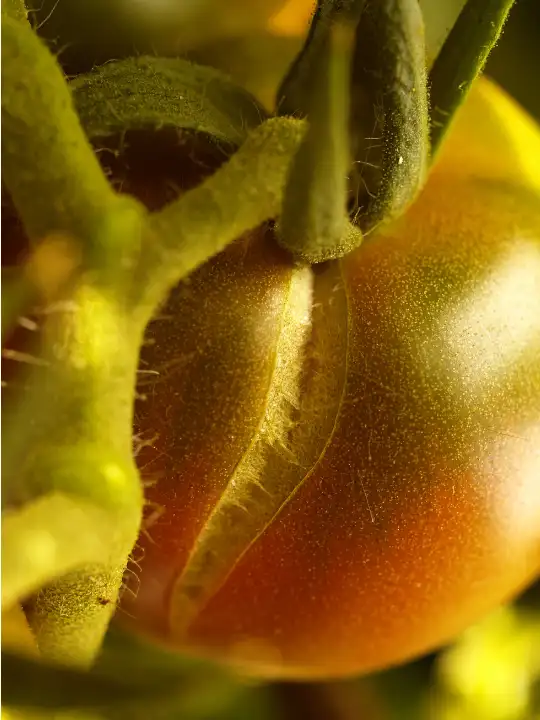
[4, 1, 540, 718]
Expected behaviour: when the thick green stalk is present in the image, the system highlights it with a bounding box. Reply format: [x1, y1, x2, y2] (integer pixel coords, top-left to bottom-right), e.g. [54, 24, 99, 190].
[1, 16, 127, 248]
[2, 11, 147, 293]
[279, 22, 358, 262]
[1, 20, 143, 660]
[276, 0, 366, 261]
[3, 281, 144, 665]
[139, 116, 306, 317]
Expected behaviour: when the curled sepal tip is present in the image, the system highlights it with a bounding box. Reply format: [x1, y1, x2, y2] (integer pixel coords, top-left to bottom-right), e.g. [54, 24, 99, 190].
[71, 56, 268, 150]
[350, 0, 430, 233]
[276, 0, 429, 242]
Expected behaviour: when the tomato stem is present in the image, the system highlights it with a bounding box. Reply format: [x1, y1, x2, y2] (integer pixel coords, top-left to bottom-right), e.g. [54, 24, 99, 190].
[278, 21, 358, 262]
[429, 0, 516, 156]
[1, 15, 123, 247]
[142, 116, 306, 317]
[277, 0, 367, 116]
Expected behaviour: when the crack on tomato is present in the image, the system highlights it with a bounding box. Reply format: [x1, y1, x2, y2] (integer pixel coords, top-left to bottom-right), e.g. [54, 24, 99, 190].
[168, 262, 350, 637]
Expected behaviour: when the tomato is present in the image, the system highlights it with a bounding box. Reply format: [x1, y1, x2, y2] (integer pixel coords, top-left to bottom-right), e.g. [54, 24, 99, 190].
[120, 78, 540, 679]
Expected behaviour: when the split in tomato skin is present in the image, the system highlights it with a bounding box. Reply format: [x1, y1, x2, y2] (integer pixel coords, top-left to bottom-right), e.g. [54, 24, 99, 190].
[121, 82, 540, 679]
[125, 180, 540, 678]
[129, 225, 300, 638]
[177, 176, 540, 678]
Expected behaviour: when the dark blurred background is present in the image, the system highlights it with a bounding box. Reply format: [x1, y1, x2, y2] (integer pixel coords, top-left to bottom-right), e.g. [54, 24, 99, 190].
[27, 0, 540, 120]
[486, 0, 540, 120]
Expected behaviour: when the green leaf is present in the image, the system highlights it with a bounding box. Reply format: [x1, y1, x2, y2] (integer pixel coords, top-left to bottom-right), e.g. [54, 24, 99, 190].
[2, 642, 242, 719]
[71, 56, 268, 149]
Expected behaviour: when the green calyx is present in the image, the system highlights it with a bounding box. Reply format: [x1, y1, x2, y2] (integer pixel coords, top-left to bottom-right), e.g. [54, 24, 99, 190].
[349, 0, 429, 233]
[275, 0, 515, 261]
[275, 0, 430, 261]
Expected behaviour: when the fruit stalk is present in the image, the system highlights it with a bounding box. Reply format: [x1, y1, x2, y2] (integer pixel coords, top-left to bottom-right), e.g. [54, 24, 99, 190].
[429, 0, 516, 153]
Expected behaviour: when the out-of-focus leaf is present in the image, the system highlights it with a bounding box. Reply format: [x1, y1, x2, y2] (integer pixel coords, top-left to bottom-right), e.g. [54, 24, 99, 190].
[1, 605, 39, 657]
[31, 0, 290, 75]
[188, 34, 307, 110]
[428, 606, 540, 720]
[370, 659, 434, 720]
[2, 642, 244, 720]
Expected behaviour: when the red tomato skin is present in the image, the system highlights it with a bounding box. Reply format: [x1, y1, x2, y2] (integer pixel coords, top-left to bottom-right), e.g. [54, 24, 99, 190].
[124, 173, 540, 679]
[128, 225, 298, 638]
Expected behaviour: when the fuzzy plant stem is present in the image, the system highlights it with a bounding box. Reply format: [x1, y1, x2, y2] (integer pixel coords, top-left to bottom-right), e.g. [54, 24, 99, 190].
[138, 116, 306, 318]
[2, 15, 120, 245]
[2, 3, 306, 667]
[1, 6, 147, 666]
[429, 0, 516, 154]
[2, 280, 146, 665]
[279, 21, 357, 262]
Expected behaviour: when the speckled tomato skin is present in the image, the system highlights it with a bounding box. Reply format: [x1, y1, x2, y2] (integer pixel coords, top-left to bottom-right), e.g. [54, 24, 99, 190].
[129, 226, 298, 639]
[121, 81, 540, 678]
[178, 176, 540, 677]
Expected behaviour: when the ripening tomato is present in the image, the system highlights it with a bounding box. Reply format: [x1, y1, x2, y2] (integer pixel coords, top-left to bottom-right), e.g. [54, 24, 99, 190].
[120, 78, 540, 679]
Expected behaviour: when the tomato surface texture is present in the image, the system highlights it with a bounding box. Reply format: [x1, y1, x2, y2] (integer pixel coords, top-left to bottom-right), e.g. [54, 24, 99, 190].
[121, 80, 540, 678]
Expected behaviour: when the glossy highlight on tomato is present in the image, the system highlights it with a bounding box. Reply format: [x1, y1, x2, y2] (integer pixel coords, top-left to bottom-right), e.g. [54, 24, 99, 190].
[121, 80, 540, 679]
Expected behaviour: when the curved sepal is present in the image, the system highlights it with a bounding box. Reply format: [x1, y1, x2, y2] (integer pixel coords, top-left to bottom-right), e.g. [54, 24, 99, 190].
[71, 56, 268, 148]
